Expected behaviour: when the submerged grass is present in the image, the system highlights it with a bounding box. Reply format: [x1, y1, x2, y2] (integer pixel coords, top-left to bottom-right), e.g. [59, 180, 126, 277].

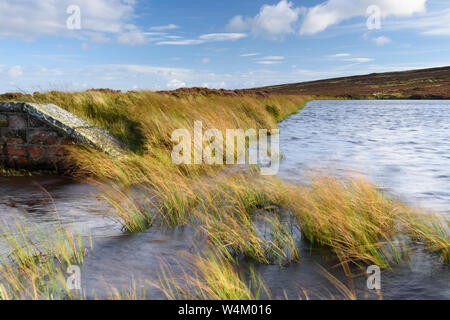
[0, 219, 91, 300]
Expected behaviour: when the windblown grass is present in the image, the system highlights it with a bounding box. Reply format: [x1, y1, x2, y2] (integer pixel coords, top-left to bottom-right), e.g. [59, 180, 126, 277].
[283, 173, 449, 267]
[6, 89, 449, 299]
[0, 219, 91, 300]
[157, 251, 269, 300]
[102, 169, 449, 269]
[14, 90, 309, 158]
[400, 210, 450, 263]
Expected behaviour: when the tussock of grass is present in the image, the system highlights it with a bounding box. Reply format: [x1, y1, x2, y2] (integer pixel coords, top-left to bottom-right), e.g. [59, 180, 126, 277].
[0, 219, 91, 300]
[400, 210, 450, 263]
[102, 169, 449, 269]
[282, 173, 449, 267]
[284, 174, 405, 268]
[157, 251, 269, 300]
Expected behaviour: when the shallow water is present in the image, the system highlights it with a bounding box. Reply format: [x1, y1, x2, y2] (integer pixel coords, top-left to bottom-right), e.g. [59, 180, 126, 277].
[278, 100, 450, 215]
[0, 100, 449, 299]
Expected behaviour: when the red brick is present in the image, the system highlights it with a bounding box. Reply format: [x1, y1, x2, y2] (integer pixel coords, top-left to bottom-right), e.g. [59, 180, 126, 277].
[29, 146, 45, 160]
[60, 137, 76, 145]
[43, 146, 67, 159]
[7, 145, 27, 157]
[8, 115, 27, 129]
[5, 129, 27, 144]
[30, 130, 59, 145]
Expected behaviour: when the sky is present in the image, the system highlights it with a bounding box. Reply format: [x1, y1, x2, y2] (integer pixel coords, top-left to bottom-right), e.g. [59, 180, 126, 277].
[0, 0, 449, 92]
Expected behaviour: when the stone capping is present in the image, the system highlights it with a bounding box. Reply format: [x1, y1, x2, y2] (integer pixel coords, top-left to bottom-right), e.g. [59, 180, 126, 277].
[0, 102, 128, 157]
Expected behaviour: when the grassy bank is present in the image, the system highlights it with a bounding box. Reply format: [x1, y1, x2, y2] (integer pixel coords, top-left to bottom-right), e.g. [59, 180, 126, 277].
[1, 90, 449, 300]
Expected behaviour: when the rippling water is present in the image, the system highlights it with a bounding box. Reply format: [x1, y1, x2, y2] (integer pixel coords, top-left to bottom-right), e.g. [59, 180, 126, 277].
[0, 100, 449, 299]
[279, 100, 450, 215]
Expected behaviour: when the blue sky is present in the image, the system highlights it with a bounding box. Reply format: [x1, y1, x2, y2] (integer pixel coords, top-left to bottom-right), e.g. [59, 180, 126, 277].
[0, 0, 449, 92]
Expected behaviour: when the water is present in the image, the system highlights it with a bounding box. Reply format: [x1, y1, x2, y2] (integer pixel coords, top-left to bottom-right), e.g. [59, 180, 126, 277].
[279, 100, 450, 215]
[0, 100, 449, 299]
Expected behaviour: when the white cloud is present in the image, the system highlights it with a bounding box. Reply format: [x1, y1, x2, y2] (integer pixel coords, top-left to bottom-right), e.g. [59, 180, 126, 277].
[328, 54, 373, 63]
[117, 25, 149, 45]
[227, 0, 303, 39]
[373, 36, 391, 46]
[240, 53, 260, 57]
[157, 39, 205, 46]
[330, 53, 351, 57]
[410, 8, 450, 36]
[199, 33, 247, 41]
[201, 58, 211, 64]
[157, 33, 246, 46]
[167, 79, 186, 89]
[256, 61, 283, 65]
[0, 0, 147, 45]
[8, 66, 24, 78]
[345, 57, 373, 63]
[255, 56, 285, 65]
[150, 24, 180, 31]
[260, 56, 285, 60]
[300, 0, 427, 35]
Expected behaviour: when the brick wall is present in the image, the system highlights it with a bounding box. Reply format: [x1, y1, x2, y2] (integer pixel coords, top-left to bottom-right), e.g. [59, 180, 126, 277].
[0, 109, 76, 170]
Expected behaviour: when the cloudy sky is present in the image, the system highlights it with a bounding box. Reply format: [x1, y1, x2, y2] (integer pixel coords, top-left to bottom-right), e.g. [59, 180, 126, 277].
[0, 0, 449, 92]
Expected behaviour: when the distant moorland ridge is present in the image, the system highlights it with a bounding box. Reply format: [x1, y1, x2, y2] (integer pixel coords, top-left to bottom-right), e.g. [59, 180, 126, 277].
[1, 66, 448, 100]
[252, 66, 450, 99]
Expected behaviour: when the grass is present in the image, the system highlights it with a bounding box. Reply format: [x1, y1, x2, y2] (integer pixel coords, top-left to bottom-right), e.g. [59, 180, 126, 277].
[9, 90, 310, 157]
[284, 174, 406, 268]
[0, 219, 91, 300]
[156, 251, 269, 300]
[100, 167, 449, 269]
[3, 89, 449, 299]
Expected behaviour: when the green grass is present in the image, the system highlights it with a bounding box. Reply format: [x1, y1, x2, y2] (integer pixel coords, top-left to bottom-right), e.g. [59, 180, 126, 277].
[157, 251, 270, 300]
[0, 219, 91, 300]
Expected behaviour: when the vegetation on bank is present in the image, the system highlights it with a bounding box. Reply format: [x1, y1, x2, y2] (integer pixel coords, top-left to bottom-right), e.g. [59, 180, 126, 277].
[0, 89, 449, 300]
[0, 219, 91, 300]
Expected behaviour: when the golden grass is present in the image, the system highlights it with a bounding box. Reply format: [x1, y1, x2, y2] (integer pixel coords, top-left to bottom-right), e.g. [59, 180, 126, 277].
[4, 89, 449, 299]
[100, 167, 449, 268]
[157, 251, 269, 300]
[15, 90, 310, 156]
[282, 173, 449, 267]
[0, 219, 91, 300]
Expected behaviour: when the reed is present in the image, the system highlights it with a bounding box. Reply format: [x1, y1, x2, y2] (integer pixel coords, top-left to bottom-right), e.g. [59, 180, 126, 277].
[156, 251, 269, 300]
[283, 173, 449, 267]
[0, 219, 91, 300]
